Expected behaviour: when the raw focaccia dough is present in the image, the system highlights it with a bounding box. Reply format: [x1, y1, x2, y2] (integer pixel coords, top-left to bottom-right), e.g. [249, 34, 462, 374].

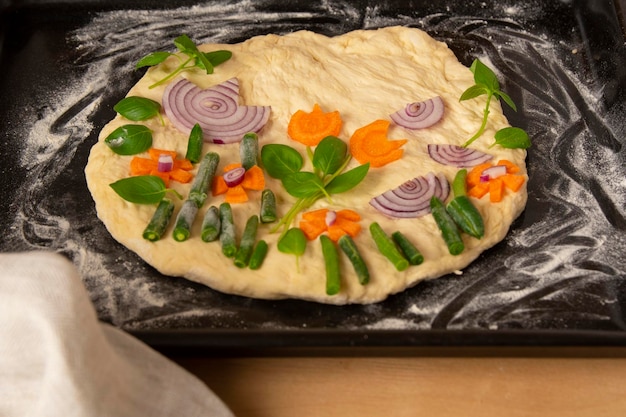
[86, 26, 527, 304]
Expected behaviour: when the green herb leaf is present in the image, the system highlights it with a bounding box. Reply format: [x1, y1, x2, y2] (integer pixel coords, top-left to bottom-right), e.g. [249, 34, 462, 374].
[471, 59, 500, 91]
[104, 124, 152, 155]
[325, 163, 370, 194]
[459, 84, 489, 101]
[493, 127, 531, 149]
[312, 136, 348, 176]
[494, 90, 517, 111]
[277, 227, 307, 256]
[282, 172, 325, 198]
[136, 51, 172, 69]
[173, 34, 198, 53]
[261, 144, 303, 179]
[109, 175, 166, 204]
[203, 50, 233, 67]
[113, 96, 161, 121]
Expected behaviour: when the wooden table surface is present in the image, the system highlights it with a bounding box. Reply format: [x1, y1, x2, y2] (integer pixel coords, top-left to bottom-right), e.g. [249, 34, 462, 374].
[175, 348, 626, 416]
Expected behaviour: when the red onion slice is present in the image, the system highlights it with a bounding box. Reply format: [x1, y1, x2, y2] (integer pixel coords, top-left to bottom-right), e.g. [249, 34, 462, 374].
[163, 77, 271, 144]
[223, 167, 246, 187]
[427, 144, 493, 167]
[480, 165, 507, 182]
[369, 172, 450, 218]
[390, 96, 444, 130]
[325, 210, 337, 227]
[157, 154, 174, 172]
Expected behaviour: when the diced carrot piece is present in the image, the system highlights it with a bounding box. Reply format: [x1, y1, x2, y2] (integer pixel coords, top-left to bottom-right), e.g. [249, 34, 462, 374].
[299, 220, 326, 240]
[148, 148, 177, 161]
[335, 217, 362, 237]
[489, 178, 504, 202]
[149, 169, 171, 187]
[502, 173, 525, 192]
[212, 176, 228, 196]
[169, 169, 193, 184]
[225, 185, 248, 203]
[468, 182, 490, 199]
[337, 209, 361, 222]
[174, 158, 193, 171]
[349, 119, 407, 168]
[224, 162, 242, 172]
[467, 162, 493, 187]
[288, 104, 343, 146]
[302, 209, 329, 222]
[241, 165, 265, 190]
[497, 159, 521, 174]
[130, 157, 155, 175]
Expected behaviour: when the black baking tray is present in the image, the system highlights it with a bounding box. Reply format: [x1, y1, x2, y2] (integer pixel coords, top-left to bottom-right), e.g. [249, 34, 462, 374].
[2, 0, 626, 356]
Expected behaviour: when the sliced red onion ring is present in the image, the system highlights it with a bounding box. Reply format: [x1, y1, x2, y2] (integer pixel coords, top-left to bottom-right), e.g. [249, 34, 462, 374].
[157, 154, 174, 172]
[325, 210, 337, 227]
[370, 172, 450, 218]
[223, 167, 246, 187]
[390, 96, 444, 130]
[427, 144, 493, 167]
[480, 165, 507, 182]
[163, 77, 271, 144]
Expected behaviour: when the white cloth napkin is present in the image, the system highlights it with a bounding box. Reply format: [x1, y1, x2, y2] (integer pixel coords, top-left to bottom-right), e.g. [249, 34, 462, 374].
[0, 251, 234, 417]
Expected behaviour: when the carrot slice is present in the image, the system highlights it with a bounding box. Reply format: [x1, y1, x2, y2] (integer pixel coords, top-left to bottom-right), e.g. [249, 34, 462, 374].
[168, 169, 193, 184]
[468, 182, 490, 199]
[241, 165, 265, 191]
[502, 173, 526, 192]
[149, 169, 171, 187]
[334, 217, 362, 237]
[467, 162, 493, 187]
[212, 176, 228, 196]
[287, 104, 342, 146]
[174, 158, 194, 171]
[349, 119, 407, 168]
[225, 185, 248, 203]
[489, 178, 504, 203]
[130, 157, 156, 175]
[497, 159, 521, 174]
[148, 148, 177, 161]
[299, 220, 326, 240]
[336, 209, 361, 222]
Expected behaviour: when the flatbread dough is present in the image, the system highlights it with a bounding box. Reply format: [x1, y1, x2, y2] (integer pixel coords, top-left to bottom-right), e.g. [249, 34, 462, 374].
[86, 26, 527, 304]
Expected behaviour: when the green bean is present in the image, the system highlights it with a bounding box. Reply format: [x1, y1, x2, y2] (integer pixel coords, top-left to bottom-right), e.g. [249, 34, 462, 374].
[201, 206, 221, 242]
[430, 196, 465, 255]
[337, 234, 369, 285]
[185, 123, 203, 163]
[391, 231, 424, 265]
[219, 203, 237, 257]
[320, 235, 341, 295]
[189, 152, 220, 207]
[234, 215, 259, 268]
[172, 199, 198, 242]
[447, 169, 484, 239]
[259, 189, 277, 223]
[142, 198, 174, 242]
[369, 222, 409, 271]
[240, 132, 259, 170]
[249, 240, 268, 270]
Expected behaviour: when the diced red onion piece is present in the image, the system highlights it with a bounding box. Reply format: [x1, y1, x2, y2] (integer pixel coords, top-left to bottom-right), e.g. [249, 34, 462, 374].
[157, 154, 174, 172]
[390, 96, 444, 130]
[162, 77, 271, 144]
[369, 172, 450, 218]
[223, 167, 246, 187]
[427, 144, 493, 167]
[325, 210, 337, 227]
[481, 165, 507, 181]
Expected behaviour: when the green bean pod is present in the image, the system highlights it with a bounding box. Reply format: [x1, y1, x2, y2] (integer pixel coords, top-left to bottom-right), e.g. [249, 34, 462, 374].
[447, 169, 484, 239]
[320, 235, 341, 295]
[337, 234, 369, 285]
[259, 189, 277, 223]
[185, 123, 203, 163]
[369, 222, 409, 271]
[201, 205, 221, 242]
[391, 231, 424, 265]
[240, 132, 259, 170]
[142, 198, 175, 242]
[249, 240, 268, 270]
[172, 199, 198, 242]
[430, 196, 465, 255]
[234, 215, 259, 268]
[189, 152, 220, 207]
[219, 203, 237, 257]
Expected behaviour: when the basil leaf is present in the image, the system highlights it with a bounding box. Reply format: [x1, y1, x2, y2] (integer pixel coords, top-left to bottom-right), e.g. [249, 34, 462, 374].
[261, 144, 303, 179]
[204, 50, 233, 67]
[113, 96, 161, 121]
[173, 34, 198, 54]
[471, 59, 500, 92]
[282, 172, 325, 198]
[494, 90, 518, 112]
[325, 163, 370, 194]
[136, 52, 172, 69]
[277, 227, 307, 256]
[459, 84, 488, 101]
[105, 125, 153, 155]
[313, 136, 348, 176]
[109, 175, 166, 204]
[493, 127, 531, 149]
